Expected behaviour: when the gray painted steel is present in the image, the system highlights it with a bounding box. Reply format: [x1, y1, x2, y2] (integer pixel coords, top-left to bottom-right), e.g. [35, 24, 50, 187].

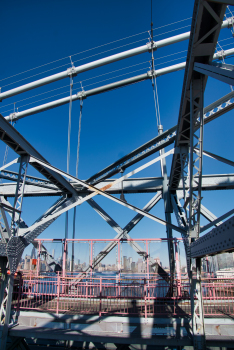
[191, 215, 234, 258]
[4, 48, 234, 123]
[0, 114, 76, 196]
[0, 17, 232, 101]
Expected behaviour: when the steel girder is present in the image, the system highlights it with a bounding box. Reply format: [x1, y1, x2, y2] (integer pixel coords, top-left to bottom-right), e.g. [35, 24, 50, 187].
[190, 215, 234, 258]
[75, 193, 170, 282]
[169, 1, 228, 348]
[194, 61, 234, 86]
[0, 114, 76, 196]
[22, 152, 186, 235]
[169, 1, 228, 192]
[2, 173, 234, 197]
[0, 197, 62, 272]
[0, 88, 233, 199]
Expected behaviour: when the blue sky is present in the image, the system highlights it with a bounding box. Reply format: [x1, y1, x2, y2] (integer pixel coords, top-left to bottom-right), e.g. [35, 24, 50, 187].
[0, 1, 234, 264]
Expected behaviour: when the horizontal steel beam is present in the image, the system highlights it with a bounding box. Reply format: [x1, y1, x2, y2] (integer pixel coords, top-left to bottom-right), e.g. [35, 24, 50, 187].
[2, 173, 234, 197]
[194, 62, 234, 86]
[0, 32, 190, 101]
[190, 215, 234, 258]
[5, 48, 234, 123]
[17, 152, 186, 235]
[0, 18, 232, 101]
[0, 169, 58, 190]
[5, 63, 186, 122]
[200, 208, 234, 233]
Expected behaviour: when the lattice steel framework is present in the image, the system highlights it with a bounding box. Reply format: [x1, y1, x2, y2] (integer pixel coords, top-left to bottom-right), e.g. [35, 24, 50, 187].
[0, 1, 234, 349]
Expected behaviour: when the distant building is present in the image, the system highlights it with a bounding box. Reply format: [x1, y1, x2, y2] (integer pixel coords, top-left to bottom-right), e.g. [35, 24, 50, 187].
[31, 247, 36, 259]
[123, 256, 127, 271]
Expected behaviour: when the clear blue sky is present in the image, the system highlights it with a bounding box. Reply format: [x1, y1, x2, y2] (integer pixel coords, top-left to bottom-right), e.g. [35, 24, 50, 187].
[0, 1, 234, 265]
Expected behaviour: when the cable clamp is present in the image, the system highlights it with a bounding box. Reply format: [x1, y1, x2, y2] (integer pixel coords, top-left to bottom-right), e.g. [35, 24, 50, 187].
[227, 16, 234, 28]
[77, 90, 87, 100]
[147, 70, 156, 78]
[146, 41, 157, 53]
[216, 49, 226, 60]
[67, 66, 77, 77]
[227, 17, 234, 36]
[9, 112, 16, 121]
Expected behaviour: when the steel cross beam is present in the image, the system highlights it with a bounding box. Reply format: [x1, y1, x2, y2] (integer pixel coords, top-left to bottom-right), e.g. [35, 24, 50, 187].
[23, 151, 186, 235]
[194, 61, 234, 86]
[0, 196, 62, 272]
[2, 172, 234, 197]
[84, 193, 169, 281]
[171, 192, 225, 273]
[10, 156, 29, 237]
[0, 114, 77, 196]
[0, 87, 233, 199]
[85, 89, 234, 189]
[190, 215, 234, 258]
[0, 169, 58, 190]
[70, 193, 170, 283]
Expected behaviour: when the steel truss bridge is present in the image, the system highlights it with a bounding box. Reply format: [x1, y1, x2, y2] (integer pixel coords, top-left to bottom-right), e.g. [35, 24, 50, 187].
[0, 0, 234, 349]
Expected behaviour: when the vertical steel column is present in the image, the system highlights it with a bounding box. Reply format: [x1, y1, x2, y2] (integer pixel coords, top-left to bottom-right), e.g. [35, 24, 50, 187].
[174, 239, 181, 297]
[189, 77, 206, 350]
[0, 257, 8, 349]
[158, 125, 175, 278]
[0, 271, 14, 350]
[191, 258, 205, 350]
[0, 156, 29, 350]
[10, 156, 29, 236]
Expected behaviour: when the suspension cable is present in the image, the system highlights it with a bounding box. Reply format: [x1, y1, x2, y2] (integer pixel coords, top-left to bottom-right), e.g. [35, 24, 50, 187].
[67, 74, 73, 174]
[72, 91, 84, 272]
[150, 3, 161, 127]
[0, 16, 192, 84]
[76, 96, 83, 178]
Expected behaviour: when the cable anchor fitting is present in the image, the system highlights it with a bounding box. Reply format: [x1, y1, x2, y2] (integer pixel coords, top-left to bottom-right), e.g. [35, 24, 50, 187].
[227, 16, 234, 36]
[77, 90, 87, 100]
[67, 66, 77, 77]
[147, 41, 157, 53]
[147, 70, 156, 79]
[9, 112, 17, 122]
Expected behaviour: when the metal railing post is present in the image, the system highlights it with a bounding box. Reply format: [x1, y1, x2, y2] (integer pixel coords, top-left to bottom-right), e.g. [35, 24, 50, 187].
[144, 278, 147, 319]
[99, 277, 102, 317]
[57, 274, 60, 315]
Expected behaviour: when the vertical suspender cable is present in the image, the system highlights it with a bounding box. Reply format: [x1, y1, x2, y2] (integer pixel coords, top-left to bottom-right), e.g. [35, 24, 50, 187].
[71, 97, 84, 272]
[65, 75, 73, 274]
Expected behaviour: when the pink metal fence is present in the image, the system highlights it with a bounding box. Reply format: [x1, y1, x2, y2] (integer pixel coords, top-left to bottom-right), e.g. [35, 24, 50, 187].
[11, 275, 234, 318]
[32, 238, 185, 279]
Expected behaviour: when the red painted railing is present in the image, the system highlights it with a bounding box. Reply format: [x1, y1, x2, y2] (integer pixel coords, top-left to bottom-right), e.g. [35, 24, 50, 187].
[11, 275, 234, 318]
